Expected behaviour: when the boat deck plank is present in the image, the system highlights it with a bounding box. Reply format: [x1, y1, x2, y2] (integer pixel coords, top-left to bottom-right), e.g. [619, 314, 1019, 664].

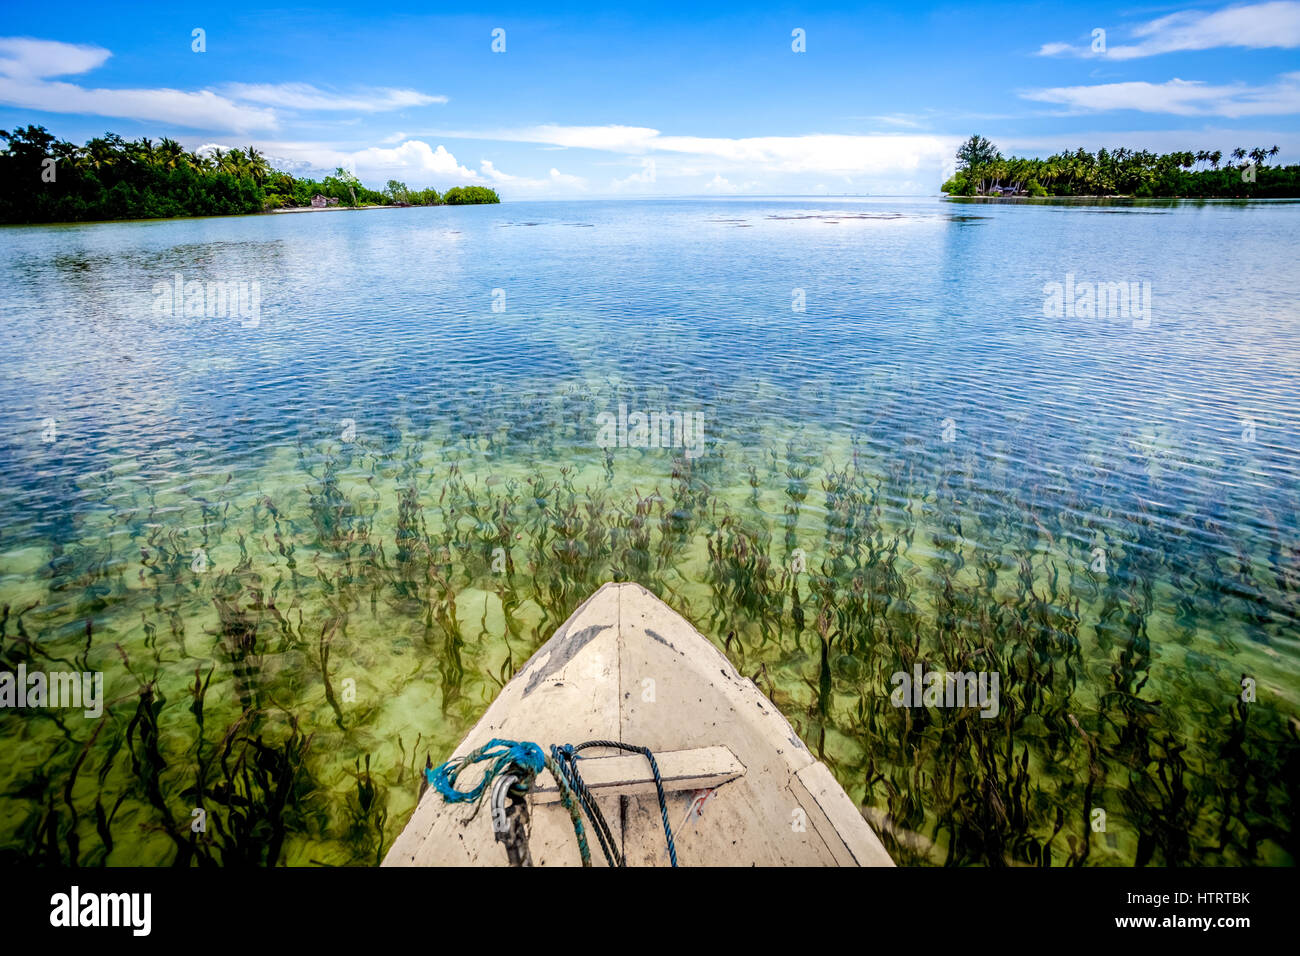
[383, 583, 893, 867]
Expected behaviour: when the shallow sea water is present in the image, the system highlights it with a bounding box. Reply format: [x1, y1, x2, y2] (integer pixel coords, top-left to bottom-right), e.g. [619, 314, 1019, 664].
[0, 197, 1296, 865]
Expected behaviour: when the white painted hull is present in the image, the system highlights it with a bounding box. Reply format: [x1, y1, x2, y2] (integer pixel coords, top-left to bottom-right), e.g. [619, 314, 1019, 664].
[384, 582, 894, 866]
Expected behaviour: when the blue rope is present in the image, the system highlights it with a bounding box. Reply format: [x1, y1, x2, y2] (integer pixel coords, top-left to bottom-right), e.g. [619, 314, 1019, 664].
[427, 738, 545, 804]
[426, 738, 592, 865]
[424, 738, 678, 867]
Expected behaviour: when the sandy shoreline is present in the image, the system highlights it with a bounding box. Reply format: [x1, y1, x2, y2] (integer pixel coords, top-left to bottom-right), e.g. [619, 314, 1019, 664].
[268, 204, 404, 214]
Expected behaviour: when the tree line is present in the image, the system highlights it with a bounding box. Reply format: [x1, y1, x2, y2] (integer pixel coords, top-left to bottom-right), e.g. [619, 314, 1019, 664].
[943, 134, 1299, 198]
[0, 126, 500, 224]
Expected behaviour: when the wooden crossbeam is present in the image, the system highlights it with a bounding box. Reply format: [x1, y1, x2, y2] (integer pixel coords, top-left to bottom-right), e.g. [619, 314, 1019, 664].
[530, 746, 744, 804]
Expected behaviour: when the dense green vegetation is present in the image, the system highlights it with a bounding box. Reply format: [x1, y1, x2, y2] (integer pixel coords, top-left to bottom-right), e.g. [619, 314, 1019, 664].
[0, 126, 499, 224]
[942, 134, 1300, 198]
[443, 186, 506, 205]
[381, 180, 502, 206]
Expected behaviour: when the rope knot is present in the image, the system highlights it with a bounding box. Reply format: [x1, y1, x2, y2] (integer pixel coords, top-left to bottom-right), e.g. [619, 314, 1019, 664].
[508, 740, 546, 775]
[423, 738, 677, 866]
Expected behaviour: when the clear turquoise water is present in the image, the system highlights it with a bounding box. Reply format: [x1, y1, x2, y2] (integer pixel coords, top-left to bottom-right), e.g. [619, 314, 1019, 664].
[0, 197, 1296, 865]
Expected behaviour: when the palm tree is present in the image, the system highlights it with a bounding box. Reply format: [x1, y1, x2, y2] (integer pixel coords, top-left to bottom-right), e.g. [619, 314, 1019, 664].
[50, 139, 87, 173]
[1042, 158, 1062, 189]
[157, 137, 187, 171]
[244, 145, 271, 184]
[85, 134, 125, 171]
[1069, 149, 1092, 193]
[213, 147, 250, 177]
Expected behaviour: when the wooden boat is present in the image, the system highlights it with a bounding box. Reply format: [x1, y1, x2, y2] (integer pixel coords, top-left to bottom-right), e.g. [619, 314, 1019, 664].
[383, 582, 893, 867]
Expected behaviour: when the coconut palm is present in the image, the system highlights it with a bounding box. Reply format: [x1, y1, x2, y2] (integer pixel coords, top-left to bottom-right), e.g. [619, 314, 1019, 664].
[224, 148, 250, 176]
[244, 145, 271, 184]
[157, 138, 188, 171]
[49, 139, 87, 173]
[84, 134, 125, 171]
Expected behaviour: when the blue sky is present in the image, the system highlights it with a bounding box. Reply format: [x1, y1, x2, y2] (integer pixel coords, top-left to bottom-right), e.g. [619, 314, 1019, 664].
[1, 1, 1297, 196]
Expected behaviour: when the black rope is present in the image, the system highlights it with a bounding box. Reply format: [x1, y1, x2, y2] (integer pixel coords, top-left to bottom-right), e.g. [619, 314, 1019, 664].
[553, 739, 679, 867]
[550, 745, 623, 867]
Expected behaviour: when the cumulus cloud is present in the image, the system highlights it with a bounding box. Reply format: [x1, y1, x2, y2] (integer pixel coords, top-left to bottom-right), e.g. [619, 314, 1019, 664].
[1036, 1, 1300, 59]
[430, 124, 957, 179]
[612, 157, 657, 190]
[254, 138, 479, 182]
[352, 140, 478, 179]
[702, 173, 755, 193]
[546, 168, 586, 188]
[389, 123, 964, 194]
[478, 159, 587, 192]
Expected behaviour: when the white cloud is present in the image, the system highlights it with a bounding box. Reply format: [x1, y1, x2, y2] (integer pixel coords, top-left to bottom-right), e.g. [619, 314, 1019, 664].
[652, 133, 952, 174]
[1036, 42, 1076, 57]
[307, 140, 479, 181]
[0, 36, 274, 131]
[355, 140, 477, 179]
[244, 138, 589, 192]
[703, 173, 756, 193]
[430, 124, 958, 179]
[612, 157, 657, 190]
[0, 37, 445, 133]
[1037, 2, 1300, 59]
[0, 78, 278, 132]
[547, 168, 585, 188]
[865, 114, 927, 129]
[0, 37, 109, 78]
[201, 136, 571, 191]
[478, 159, 587, 192]
[1023, 72, 1300, 117]
[483, 124, 663, 152]
[222, 82, 445, 111]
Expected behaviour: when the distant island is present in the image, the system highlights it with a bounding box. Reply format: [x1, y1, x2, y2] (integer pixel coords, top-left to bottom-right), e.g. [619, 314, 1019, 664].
[0, 125, 499, 224]
[942, 134, 1299, 199]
